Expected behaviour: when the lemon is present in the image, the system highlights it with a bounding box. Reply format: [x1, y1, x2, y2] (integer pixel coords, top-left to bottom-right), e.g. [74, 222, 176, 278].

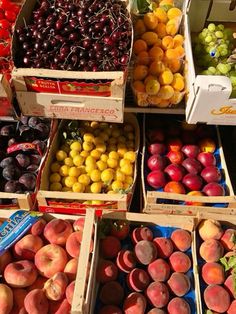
[90, 169, 101, 182]
[127, 132, 135, 141]
[117, 147, 128, 157]
[73, 155, 84, 167]
[109, 137, 117, 145]
[83, 200, 92, 204]
[78, 166, 86, 174]
[100, 154, 109, 162]
[90, 182, 103, 193]
[127, 141, 135, 149]
[91, 121, 99, 129]
[64, 157, 74, 167]
[85, 185, 91, 193]
[123, 182, 131, 190]
[145, 79, 160, 95]
[59, 165, 70, 177]
[85, 156, 96, 166]
[115, 169, 126, 182]
[83, 133, 95, 143]
[109, 151, 120, 160]
[91, 200, 103, 205]
[117, 143, 126, 149]
[83, 141, 94, 152]
[112, 180, 124, 192]
[111, 129, 121, 138]
[93, 129, 101, 137]
[62, 187, 72, 192]
[107, 158, 118, 169]
[49, 173, 61, 183]
[96, 143, 106, 153]
[80, 150, 89, 158]
[72, 182, 85, 193]
[107, 145, 117, 153]
[60, 144, 70, 154]
[99, 122, 109, 129]
[125, 175, 134, 186]
[117, 136, 126, 144]
[99, 132, 109, 142]
[104, 128, 112, 136]
[61, 177, 67, 186]
[121, 164, 133, 176]
[120, 158, 131, 168]
[97, 160, 107, 171]
[56, 150, 67, 161]
[65, 176, 77, 188]
[78, 174, 91, 186]
[70, 141, 82, 152]
[50, 162, 61, 173]
[124, 151, 136, 163]
[50, 182, 62, 191]
[94, 137, 104, 145]
[107, 190, 116, 194]
[90, 149, 102, 160]
[69, 167, 81, 177]
[101, 168, 114, 183]
[69, 150, 79, 159]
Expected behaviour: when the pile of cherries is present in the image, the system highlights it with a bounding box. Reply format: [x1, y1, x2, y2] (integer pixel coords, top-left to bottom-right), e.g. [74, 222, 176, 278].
[15, 0, 132, 71]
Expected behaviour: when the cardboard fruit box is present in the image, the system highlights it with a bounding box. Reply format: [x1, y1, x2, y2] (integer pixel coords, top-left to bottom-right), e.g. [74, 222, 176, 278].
[141, 114, 236, 215]
[185, 0, 236, 125]
[0, 209, 97, 314]
[37, 113, 140, 215]
[11, 0, 133, 123]
[75, 210, 201, 314]
[0, 74, 15, 118]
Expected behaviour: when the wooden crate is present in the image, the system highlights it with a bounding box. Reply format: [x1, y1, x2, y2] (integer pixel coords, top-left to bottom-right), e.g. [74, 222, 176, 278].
[11, 0, 133, 123]
[141, 115, 236, 215]
[0, 209, 97, 314]
[74, 210, 201, 314]
[37, 113, 140, 215]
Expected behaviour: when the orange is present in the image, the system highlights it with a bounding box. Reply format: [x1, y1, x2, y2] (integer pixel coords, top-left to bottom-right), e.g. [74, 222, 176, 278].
[133, 65, 149, 81]
[169, 90, 185, 105]
[134, 19, 146, 35]
[147, 95, 162, 105]
[133, 80, 146, 93]
[144, 74, 157, 85]
[133, 39, 148, 55]
[162, 36, 174, 50]
[171, 73, 185, 91]
[159, 69, 174, 85]
[149, 46, 164, 62]
[164, 58, 181, 73]
[145, 79, 160, 95]
[173, 34, 184, 47]
[165, 48, 178, 60]
[156, 99, 171, 108]
[160, 0, 174, 4]
[154, 8, 168, 23]
[153, 38, 163, 47]
[174, 46, 185, 58]
[137, 51, 150, 65]
[143, 12, 158, 30]
[167, 7, 182, 20]
[141, 31, 158, 46]
[154, 23, 167, 39]
[149, 61, 165, 75]
[157, 85, 175, 99]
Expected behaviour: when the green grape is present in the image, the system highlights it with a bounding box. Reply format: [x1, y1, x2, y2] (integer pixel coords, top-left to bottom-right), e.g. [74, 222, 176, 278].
[215, 70, 221, 75]
[208, 23, 216, 32]
[224, 28, 233, 39]
[220, 49, 228, 57]
[201, 70, 211, 75]
[230, 76, 236, 87]
[217, 24, 225, 31]
[216, 63, 231, 75]
[215, 31, 224, 39]
[205, 35, 213, 43]
[208, 66, 217, 74]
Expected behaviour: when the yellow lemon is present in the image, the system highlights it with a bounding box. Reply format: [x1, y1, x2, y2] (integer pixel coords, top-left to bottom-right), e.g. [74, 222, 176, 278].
[120, 158, 131, 168]
[60, 144, 70, 154]
[69, 150, 78, 159]
[50, 182, 62, 191]
[115, 169, 126, 182]
[78, 165, 86, 174]
[121, 164, 133, 176]
[72, 182, 85, 193]
[64, 157, 74, 167]
[83, 133, 95, 143]
[90, 169, 101, 182]
[94, 136, 104, 145]
[107, 190, 116, 194]
[59, 165, 70, 177]
[50, 162, 61, 173]
[100, 154, 109, 162]
[167, 7, 182, 20]
[109, 151, 120, 160]
[85, 164, 97, 174]
[80, 150, 90, 158]
[111, 129, 121, 138]
[108, 137, 117, 145]
[112, 180, 124, 192]
[96, 143, 106, 153]
[101, 168, 114, 183]
[90, 121, 99, 129]
[70, 141, 82, 152]
[99, 132, 109, 142]
[49, 173, 61, 183]
[62, 187, 72, 192]
[107, 158, 118, 169]
[78, 174, 91, 186]
[83, 141, 94, 152]
[97, 160, 107, 171]
[65, 176, 77, 188]
[107, 145, 117, 153]
[85, 156, 96, 166]
[124, 151, 136, 163]
[90, 182, 103, 193]
[68, 167, 81, 177]
[125, 176, 134, 186]
[117, 147, 128, 157]
[90, 149, 102, 160]
[73, 155, 84, 167]
[91, 200, 103, 205]
[145, 79, 160, 95]
[56, 150, 67, 162]
[117, 136, 126, 144]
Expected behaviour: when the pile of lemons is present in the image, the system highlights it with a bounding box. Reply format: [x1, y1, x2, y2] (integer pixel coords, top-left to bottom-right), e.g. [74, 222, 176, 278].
[49, 121, 136, 198]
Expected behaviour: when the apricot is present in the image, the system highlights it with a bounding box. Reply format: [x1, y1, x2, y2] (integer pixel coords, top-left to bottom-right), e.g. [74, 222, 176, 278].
[167, 297, 191, 314]
[96, 259, 118, 283]
[146, 282, 169, 308]
[147, 258, 170, 282]
[27, 276, 47, 291]
[123, 292, 147, 314]
[202, 262, 225, 285]
[147, 309, 166, 314]
[220, 229, 236, 251]
[204, 285, 230, 313]
[127, 268, 150, 292]
[44, 219, 73, 246]
[167, 272, 190, 296]
[132, 227, 153, 244]
[44, 272, 68, 301]
[164, 181, 185, 194]
[12, 288, 27, 309]
[30, 219, 46, 236]
[100, 236, 121, 259]
[14, 234, 43, 260]
[116, 250, 137, 273]
[224, 275, 236, 298]
[49, 299, 71, 314]
[153, 237, 174, 258]
[24, 289, 49, 314]
[65, 280, 75, 305]
[99, 281, 124, 306]
[135, 240, 157, 265]
[99, 305, 122, 314]
[198, 220, 223, 241]
[0, 250, 12, 273]
[64, 258, 78, 282]
[227, 300, 236, 314]
[4, 260, 38, 288]
[170, 229, 192, 252]
[199, 239, 224, 262]
[169, 251, 191, 273]
[0, 284, 13, 314]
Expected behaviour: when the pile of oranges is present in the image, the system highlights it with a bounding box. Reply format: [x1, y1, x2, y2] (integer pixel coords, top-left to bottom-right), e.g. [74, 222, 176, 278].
[132, 0, 186, 108]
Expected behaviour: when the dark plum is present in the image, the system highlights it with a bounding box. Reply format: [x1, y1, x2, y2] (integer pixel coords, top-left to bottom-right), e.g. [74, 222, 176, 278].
[0, 157, 15, 168]
[20, 116, 29, 125]
[8, 138, 16, 147]
[16, 154, 31, 168]
[0, 125, 15, 137]
[34, 123, 50, 139]
[19, 173, 37, 191]
[28, 117, 39, 128]
[4, 181, 24, 193]
[2, 166, 21, 180]
[27, 164, 39, 172]
[30, 154, 42, 165]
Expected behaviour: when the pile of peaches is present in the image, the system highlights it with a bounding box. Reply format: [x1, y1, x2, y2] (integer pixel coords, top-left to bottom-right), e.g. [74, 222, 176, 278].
[95, 220, 195, 313]
[0, 216, 93, 314]
[198, 219, 236, 313]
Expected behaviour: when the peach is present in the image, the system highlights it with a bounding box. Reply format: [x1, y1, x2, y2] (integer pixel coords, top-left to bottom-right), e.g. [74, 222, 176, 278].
[147, 258, 170, 282]
[170, 229, 192, 252]
[167, 272, 190, 296]
[116, 250, 137, 273]
[35, 244, 68, 278]
[49, 299, 71, 314]
[220, 229, 236, 251]
[0, 250, 12, 273]
[44, 272, 68, 301]
[4, 260, 38, 288]
[14, 234, 43, 260]
[201, 262, 225, 285]
[24, 289, 49, 314]
[169, 251, 191, 273]
[199, 239, 224, 262]
[198, 220, 223, 241]
[64, 258, 78, 282]
[185, 191, 205, 206]
[224, 275, 236, 298]
[73, 217, 85, 232]
[0, 284, 13, 314]
[153, 237, 173, 259]
[99, 305, 122, 314]
[131, 227, 153, 244]
[100, 236, 121, 259]
[123, 292, 147, 314]
[44, 219, 73, 246]
[204, 285, 230, 313]
[12, 289, 27, 309]
[99, 281, 124, 306]
[27, 276, 47, 291]
[66, 231, 93, 258]
[65, 281, 75, 305]
[30, 219, 47, 236]
[96, 259, 118, 283]
[227, 300, 236, 314]
[147, 309, 166, 314]
[146, 282, 169, 308]
[135, 240, 157, 265]
[167, 297, 191, 314]
[127, 268, 150, 292]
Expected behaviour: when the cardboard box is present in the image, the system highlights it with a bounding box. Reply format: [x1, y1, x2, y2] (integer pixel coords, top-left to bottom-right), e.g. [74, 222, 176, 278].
[185, 0, 236, 125]
[11, 0, 133, 123]
[37, 113, 140, 215]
